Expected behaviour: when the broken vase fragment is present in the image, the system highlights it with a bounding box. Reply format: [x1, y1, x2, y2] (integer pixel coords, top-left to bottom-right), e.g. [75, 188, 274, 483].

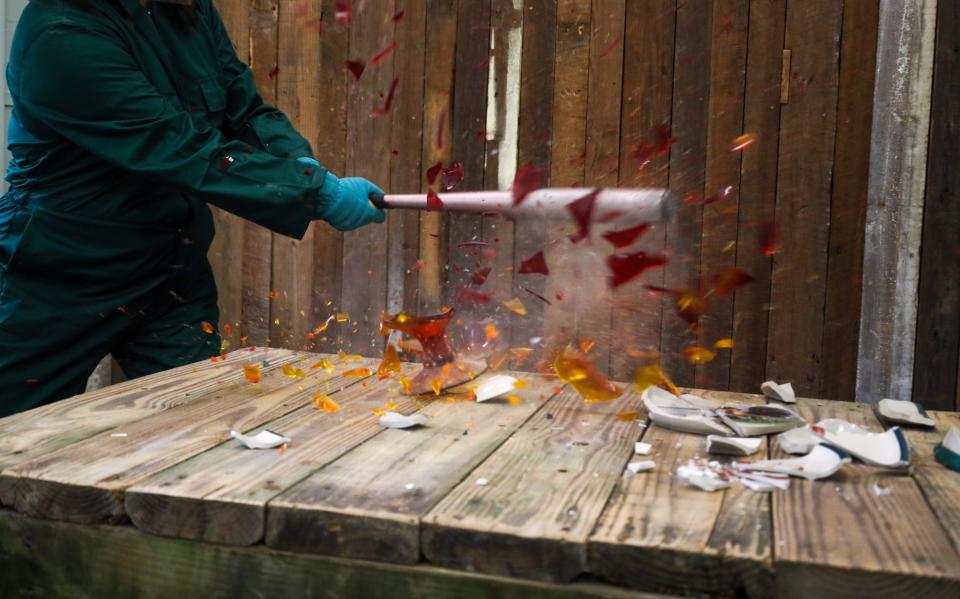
[231, 429, 290, 450]
[761, 380, 796, 404]
[876, 398, 935, 427]
[642, 386, 730, 436]
[734, 444, 850, 481]
[813, 418, 910, 468]
[379, 411, 430, 429]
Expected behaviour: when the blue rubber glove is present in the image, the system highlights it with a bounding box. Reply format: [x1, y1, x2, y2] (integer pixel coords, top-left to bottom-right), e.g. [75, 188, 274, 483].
[298, 157, 387, 232]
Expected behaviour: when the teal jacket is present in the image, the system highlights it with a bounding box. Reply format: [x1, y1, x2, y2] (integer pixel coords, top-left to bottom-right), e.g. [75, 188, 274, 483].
[2, 0, 330, 258]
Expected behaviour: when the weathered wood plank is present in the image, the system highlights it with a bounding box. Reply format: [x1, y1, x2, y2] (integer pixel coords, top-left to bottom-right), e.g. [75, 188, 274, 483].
[270, 0, 321, 350]
[508, 0, 556, 353]
[660, 1, 711, 387]
[772, 398, 960, 598]
[609, 0, 674, 382]
[765, 0, 841, 396]
[266, 373, 556, 563]
[856, 0, 937, 404]
[0, 357, 378, 524]
[729, 0, 785, 393]
[0, 510, 665, 599]
[387, 0, 427, 314]
[340, 0, 396, 356]
[589, 389, 772, 598]
[697, 0, 748, 390]
[894, 410, 960, 552]
[912, 0, 960, 411]
[0, 350, 296, 474]
[242, 0, 279, 346]
[126, 365, 417, 546]
[421, 386, 644, 582]
[577, 0, 624, 374]
[819, 0, 878, 402]
[309, 0, 349, 353]
[417, 0, 456, 313]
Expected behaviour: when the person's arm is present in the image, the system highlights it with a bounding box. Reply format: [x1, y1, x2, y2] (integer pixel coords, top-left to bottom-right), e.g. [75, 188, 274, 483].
[206, 2, 313, 159]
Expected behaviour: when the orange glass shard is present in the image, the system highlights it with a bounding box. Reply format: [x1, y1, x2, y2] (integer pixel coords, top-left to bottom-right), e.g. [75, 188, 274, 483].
[335, 312, 350, 323]
[343, 367, 372, 377]
[307, 315, 336, 339]
[681, 346, 717, 364]
[714, 338, 734, 349]
[513, 380, 528, 389]
[634, 364, 679, 396]
[201, 321, 214, 334]
[399, 376, 412, 394]
[730, 132, 757, 152]
[580, 338, 595, 354]
[282, 364, 306, 378]
[377, 344, 402, 377]
[711, 267, 754, 297]
[310, 358, 334, 372]
[278, 443, 287, 456]
[385, 399, 398, 410]
[616, 411, 640, 421]
[553, 346, 624, 403]
[268, 291, 281, 300]
[485, 324, 499, 340]
[314, 392, 340, 413]
[373, 408, 386, 417]
[507, 394, 523, 406]
[502, 297, 527, 316]
[431, 378, 443, 395]
[224, 323, 232, 336]
[243, 364, 261, 384]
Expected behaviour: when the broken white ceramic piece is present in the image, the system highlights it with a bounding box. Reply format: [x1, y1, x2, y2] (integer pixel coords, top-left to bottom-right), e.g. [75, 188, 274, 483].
[706, 435, 762, 456]
[634, 442, 652, 455]
[761, 380, 796, 404]
[677, 459, 732, 492]
[379, 411, 430, 429]
[627, 460, 656, 474]
[877, 399, 935, 427]
[934, 426, 960, 473]
[642, 386, 731, 436]
[737, 471, 790, 492]
[231, 429, 290, 450]
[475, 374, 519, 402]
[813, 418, 910, 468]
[776, 426, 823, 455]
[734, 444, 849, 480]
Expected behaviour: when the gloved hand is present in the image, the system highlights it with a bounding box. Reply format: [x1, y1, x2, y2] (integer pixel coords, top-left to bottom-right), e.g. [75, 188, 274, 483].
[299, 157, 386, 232]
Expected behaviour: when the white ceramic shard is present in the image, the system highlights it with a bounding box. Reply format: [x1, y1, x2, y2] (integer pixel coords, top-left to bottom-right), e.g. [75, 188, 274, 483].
[734, 444, 849, 480]
[776, 426, 823, 455]
[475, 374, 519, 403]
[761, 380, 796, 404]
[716, 403, 806, 437]
[677, 461, 732, 492]
[642, 386, 731, 436]
[634, 442, 652, 455]
[737, 471, 790, 492]
[379, 411, 430, 429]
[813, 418, 910, 468]
[877, 399, 935, 427]
[627, 460, 656, 474]
[934, 427, 960, 472]
[231, 429, 290, 450]
[706, 435, 762, 456]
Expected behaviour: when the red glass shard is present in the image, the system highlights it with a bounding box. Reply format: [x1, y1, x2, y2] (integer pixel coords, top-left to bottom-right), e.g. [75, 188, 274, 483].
[653, 123, 676, 155]
[371, 42, 397, 65]
[645, 285, 706, 329]
[703, 185, 734, 205]
[427, 191, 444, 210]
[371, 78, 400, 118]
[441, 161, 464, 191]
[335, 0, 350, 27]
[603, 223, 651, 249]
[218, 155, 236, 172]
[456, 287, 493, 304]
[392, 9, 405, 22]
[598, 36, 621, 59]
[426, 161, 442, 185]
[518, 250, 549, 276]
[457, 241, 489, 248]
[268, 65, 280, 80]
[607, 252, 667, 289]
[711, 267, 754, 297]
[630, 142, 653, 169]
[758, 219, 781, 256]
[346, 59, 366, 80]
[470, 266, 492, 286]
[511, 163, 545, 206]
[567, 188, 600, 243]
[523, 286, 553, 305]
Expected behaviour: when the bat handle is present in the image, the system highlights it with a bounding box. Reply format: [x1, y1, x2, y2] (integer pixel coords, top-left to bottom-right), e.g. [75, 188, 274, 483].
[368, 192, 390, 210]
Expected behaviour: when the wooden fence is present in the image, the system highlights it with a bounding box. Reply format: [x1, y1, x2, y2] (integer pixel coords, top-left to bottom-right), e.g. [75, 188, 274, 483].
[207, 0, 879, 402]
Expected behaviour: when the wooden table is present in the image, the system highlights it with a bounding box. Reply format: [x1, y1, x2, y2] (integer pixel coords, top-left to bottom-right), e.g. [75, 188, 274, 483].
[1, 349, 958, 598]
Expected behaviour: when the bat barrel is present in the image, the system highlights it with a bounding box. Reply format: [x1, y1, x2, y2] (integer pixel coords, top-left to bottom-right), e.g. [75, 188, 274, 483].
[376, 188, 676, 223]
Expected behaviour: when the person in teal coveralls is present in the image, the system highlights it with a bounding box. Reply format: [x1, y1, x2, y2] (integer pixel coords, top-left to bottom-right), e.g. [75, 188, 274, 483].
[0, 0, 385, 416]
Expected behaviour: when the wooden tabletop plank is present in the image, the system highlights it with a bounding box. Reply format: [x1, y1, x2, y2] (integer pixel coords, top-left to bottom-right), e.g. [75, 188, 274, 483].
[891, 410, 960, 552]
[125, 364, 418, 546]
[589, 389, 772, 598]
[420, 386, 644, 583]
[0, 356, 378, 524]
[0, 349, 295, 469]
[773, 398, 960, 598]
[266, 373, 557, 564]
